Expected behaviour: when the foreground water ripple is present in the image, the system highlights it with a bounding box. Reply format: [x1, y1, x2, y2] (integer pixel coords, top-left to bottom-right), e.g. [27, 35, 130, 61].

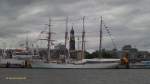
[0, 68, 149, 84]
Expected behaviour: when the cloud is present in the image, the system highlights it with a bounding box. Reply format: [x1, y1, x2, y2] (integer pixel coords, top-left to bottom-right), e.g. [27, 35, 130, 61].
[0, 0, 150, 52]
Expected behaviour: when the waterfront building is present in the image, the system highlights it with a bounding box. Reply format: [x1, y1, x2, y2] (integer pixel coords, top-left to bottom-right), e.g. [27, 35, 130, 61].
[117, 45, 150, 62]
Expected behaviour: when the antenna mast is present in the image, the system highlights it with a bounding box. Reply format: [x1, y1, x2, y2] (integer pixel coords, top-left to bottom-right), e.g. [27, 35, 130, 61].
[99, 16, 103, 58]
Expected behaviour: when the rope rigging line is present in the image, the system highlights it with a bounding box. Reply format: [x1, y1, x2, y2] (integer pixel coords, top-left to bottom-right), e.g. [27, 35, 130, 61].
[103, 22, 117, 49]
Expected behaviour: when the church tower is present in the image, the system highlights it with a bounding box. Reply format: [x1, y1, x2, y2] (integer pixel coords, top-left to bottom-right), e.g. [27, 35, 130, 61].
[69, 26, 75, 50]
[69, 26, 76, 59]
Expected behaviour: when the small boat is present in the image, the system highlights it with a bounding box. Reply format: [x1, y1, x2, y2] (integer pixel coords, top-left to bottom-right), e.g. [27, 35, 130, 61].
[130, 61, 150, 69]
[0, 59, 25, 68]
[0, 49, 32, 68]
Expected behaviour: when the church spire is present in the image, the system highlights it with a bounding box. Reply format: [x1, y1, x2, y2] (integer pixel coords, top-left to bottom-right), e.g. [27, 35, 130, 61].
[70, 26, 74, 34]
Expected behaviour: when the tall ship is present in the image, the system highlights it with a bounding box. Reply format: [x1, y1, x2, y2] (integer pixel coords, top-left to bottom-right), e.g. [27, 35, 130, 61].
[31, 16, 120, 69]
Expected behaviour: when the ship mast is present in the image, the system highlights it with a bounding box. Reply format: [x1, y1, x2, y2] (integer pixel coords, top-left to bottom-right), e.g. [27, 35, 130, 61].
[77, 36, 80, 50]
[64, 17, 70, 63]
[25, 33, 29, 51]
[99, 16, 103, 58]
[81, 16, 85, 59]
[47, 18, 52, 62]
[65, 17, 68, 48]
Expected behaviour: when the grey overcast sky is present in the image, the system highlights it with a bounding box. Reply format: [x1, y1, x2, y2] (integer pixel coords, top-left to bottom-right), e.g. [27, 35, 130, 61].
[0, 0, 150, 52]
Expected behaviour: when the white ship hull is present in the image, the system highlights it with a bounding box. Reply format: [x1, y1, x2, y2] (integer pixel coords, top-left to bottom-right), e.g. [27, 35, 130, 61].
[31, 59, 120, 69]
[31, 63, 119, 69]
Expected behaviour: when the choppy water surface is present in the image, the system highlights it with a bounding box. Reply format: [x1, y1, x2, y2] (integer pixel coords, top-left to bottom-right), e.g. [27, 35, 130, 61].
[0, 68, 150, 84]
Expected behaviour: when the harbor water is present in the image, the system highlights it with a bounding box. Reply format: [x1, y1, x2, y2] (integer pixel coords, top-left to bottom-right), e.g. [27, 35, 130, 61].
[0, 68, 150, 84]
